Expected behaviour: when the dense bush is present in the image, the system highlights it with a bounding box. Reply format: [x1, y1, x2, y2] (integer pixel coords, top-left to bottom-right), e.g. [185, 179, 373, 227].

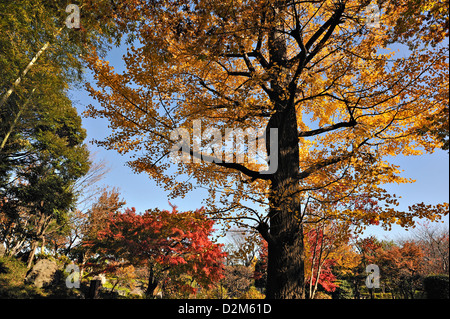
[332, 280, 353, 299]
[0, 256, 42, 298]
[423, 275, 449, 299]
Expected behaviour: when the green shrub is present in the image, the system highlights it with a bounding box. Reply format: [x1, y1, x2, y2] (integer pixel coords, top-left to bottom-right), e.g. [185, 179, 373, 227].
[423, 275, 449, 299]
[0, 256, 85, 299]
[373, 292, 392, 299]
[332, 280, 353, 299]
[0, 256, 42, 298]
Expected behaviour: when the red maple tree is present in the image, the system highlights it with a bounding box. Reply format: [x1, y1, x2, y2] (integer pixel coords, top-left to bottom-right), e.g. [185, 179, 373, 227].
[305, 225, 339, 298]
[85, 205, 226, 296]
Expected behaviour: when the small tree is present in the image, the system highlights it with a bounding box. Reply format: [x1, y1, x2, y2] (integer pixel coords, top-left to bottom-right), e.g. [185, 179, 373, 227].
[86, 205, 226, 297]
[412, 222, 449, 275]
[332, 280, 354, 299]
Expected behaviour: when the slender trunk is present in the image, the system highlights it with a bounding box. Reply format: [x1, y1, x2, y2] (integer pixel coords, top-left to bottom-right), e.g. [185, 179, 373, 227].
[308, 247, 316, 298]
[79, 251, 86, 280]
[0, 27, 63, 110]
[353, 280, 360, 299]
[0, 43, 49, 110]
[27, 239, 39, 269]
[311, 262, 324, 299]
[311, 225, 327, 299]
[145, 264, 159, 297]
[6, 237, 27, 257]
[40, 236, 45, 255]
[1, 88, 36, 150]
[3, 217, 29, 256]
[110, 280, 119, 293]
[308, 227, 320, 299]
[26, 213, 51, 269]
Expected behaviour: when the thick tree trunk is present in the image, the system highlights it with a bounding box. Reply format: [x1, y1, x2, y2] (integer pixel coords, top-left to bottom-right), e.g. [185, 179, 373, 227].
[263, 99, 306, 299]
[266, 210, 305, 299]
[256, 0, 347, 299]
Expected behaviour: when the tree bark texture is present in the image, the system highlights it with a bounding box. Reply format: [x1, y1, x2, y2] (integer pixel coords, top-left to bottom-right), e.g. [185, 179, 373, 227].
[264, 103, 306, 299]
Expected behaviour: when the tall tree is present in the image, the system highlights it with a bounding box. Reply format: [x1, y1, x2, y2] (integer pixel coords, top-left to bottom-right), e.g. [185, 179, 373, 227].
[84, 0, 449, 298]
[0, 0, 124, 267]
[0, 0, 123, 176]
[0, 97, 90, 268]
[0, 0, 122, 111]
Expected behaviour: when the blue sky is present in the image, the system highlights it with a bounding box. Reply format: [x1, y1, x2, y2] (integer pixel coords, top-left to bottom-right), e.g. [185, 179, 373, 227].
[71, 45, 449, 242]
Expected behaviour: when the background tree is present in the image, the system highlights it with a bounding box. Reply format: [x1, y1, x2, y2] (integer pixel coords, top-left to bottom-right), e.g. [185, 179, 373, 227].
[0, 202, 30, 257]
[83, 187, 126, 243]
[71, 155, 111, 213]
[304, 222, 342, 298]
[411, 222, 449, 275]
[85, 206, 226, 297]
[0, 99, 90, 268]
[84, 0, 449, 298]
[253, 237, 268, 292]
[375, 241, 425, 299]
[331, 239, 360, 298]
[0, 0, 124, 267]
[353, 236, 382, 298]
[71, 187, 126, 278]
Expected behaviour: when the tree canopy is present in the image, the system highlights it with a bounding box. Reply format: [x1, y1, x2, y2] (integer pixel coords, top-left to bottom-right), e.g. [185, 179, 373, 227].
[84, 0, 448, 298]
[0, 0, 123, 268]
